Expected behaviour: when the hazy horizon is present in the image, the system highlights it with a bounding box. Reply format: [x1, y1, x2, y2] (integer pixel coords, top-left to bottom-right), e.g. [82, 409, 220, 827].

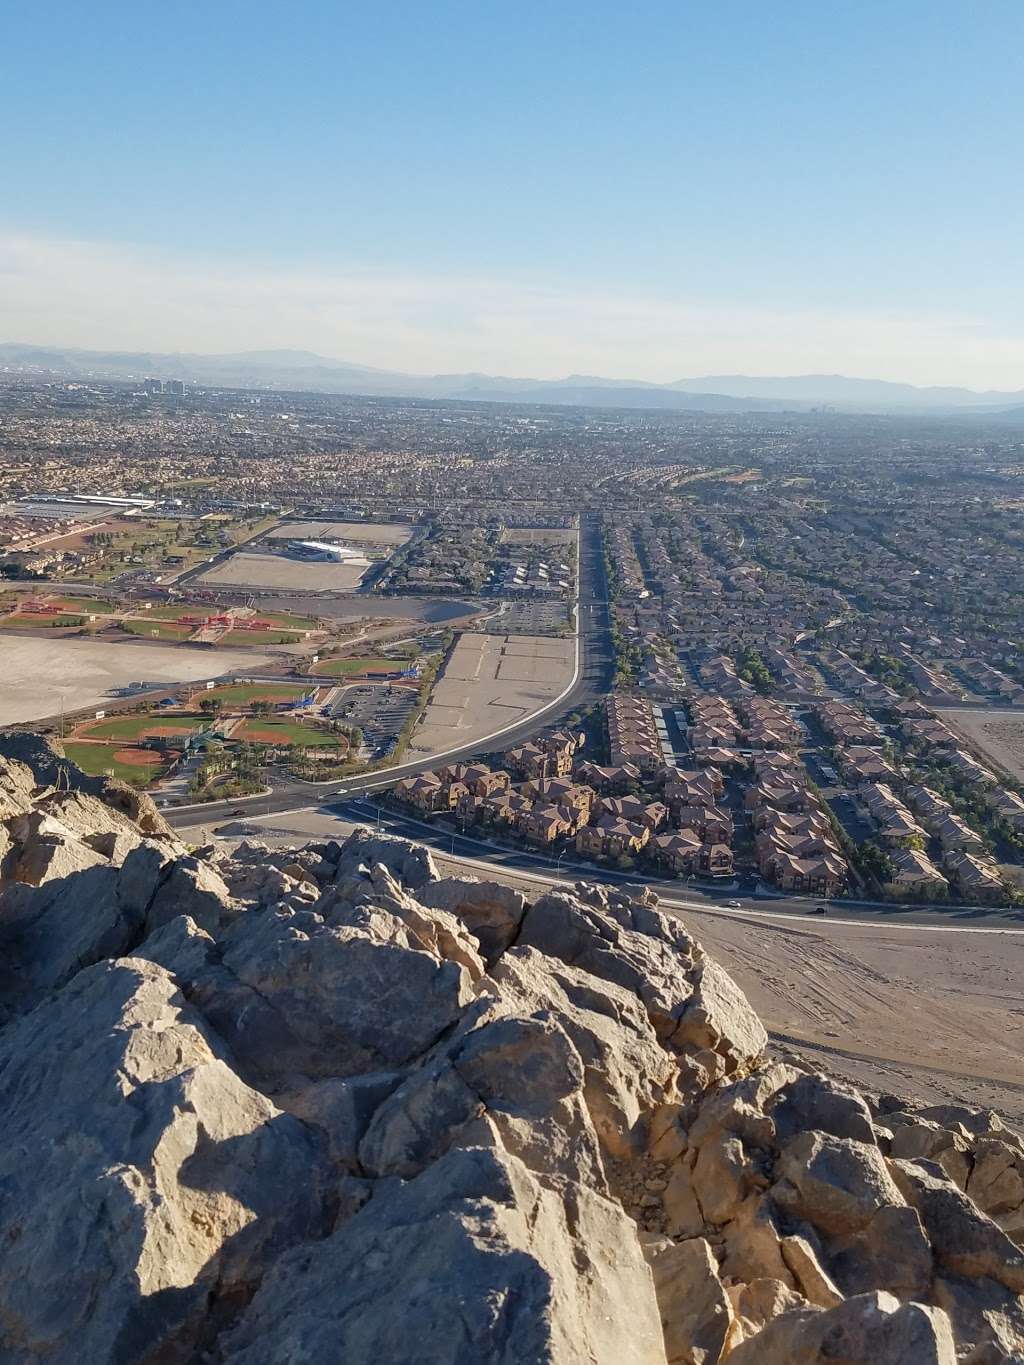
[4, 2, 1024, 388]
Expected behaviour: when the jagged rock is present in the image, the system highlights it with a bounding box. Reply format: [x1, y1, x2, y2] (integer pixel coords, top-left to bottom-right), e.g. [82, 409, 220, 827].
[0, 863, 146, 1007]
[645, 1235, 737, 1363]
[360, 1012, 607, 1189]
[773, 1131, 905, 1236]
[932, 1273, 1024, 1363]
[673, 958, 767, 1076]
[891, 1120, 972, 1189]
[281, 1070, 404, 1168]
[728, 1277, 808, 1338]
[690, 1133, 750, 1223]
[663, 1157, 706, 1239]
[2, 769, 1023, 1365]
[0, 731, 175, 839]
[720, 1194, 797, 1287]
[144, 853, 235, 934]
[515, 888, 699, 1044]
[968, 1137, 1024, 1234]
[418, 875, 527, 961]
[891, 1158, 1024, 1292]
[727, 1290, 957, 1364]
[781, 1233, 844, 1308]
[218, 899, 475, 1079]
[827, 1203, 933, 1301]
[487, 946, 675, 1158]
[771, 1073, 876, 1146]
[333, 827, 439, 889]
[0, 957, 330, 1364]
[220, 1143, 667, 1364]
[13, 822, 108, 884]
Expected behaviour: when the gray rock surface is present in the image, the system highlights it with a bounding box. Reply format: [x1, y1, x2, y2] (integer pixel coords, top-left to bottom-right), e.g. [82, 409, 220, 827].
[0, 751, 1022, 1365]
[220, 1144, 667, 1364]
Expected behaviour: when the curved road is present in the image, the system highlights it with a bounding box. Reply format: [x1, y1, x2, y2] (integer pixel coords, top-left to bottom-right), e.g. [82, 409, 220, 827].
[166, 515, 614, 828]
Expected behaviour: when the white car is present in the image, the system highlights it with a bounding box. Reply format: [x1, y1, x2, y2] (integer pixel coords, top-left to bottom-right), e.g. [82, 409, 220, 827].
[726, 899, 742, 909]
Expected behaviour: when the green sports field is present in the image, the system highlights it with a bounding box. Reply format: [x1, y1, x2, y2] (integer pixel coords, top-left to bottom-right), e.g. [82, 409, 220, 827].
[234, 718, 344, 747]
[206, 682, 310, 705]
[76, 712, 204, 742]
[61, 741, 166, 785]
[122, 619, 195, 641]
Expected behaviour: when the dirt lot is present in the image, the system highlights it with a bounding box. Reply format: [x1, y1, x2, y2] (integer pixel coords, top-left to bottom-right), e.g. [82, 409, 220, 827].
[499, 527, 576, 547]
[267, 520, 413, 546]
[689, 908, 1024, 1126]
[196, 550, 369, 592]
[0, 637, 274, 726]
[937, 707, 1024, 783]
[408, 632, 575, 758]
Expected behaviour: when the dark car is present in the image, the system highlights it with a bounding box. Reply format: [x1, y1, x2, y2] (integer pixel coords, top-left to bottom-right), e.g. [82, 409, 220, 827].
[808, 905, 828, 915]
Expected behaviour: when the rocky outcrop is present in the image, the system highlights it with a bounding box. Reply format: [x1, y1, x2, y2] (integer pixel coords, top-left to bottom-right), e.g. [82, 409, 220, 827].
[0, 752, 1022, 1364]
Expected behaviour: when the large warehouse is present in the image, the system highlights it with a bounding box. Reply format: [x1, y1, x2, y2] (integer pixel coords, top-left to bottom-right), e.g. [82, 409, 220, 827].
[288, 540, 369, 564]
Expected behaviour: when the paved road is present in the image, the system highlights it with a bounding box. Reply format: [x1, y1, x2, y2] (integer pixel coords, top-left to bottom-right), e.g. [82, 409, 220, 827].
[165, 515, 613, 831]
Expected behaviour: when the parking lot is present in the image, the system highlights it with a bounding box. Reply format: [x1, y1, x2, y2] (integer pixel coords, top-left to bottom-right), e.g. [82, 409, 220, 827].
[329, 683, 418, 756]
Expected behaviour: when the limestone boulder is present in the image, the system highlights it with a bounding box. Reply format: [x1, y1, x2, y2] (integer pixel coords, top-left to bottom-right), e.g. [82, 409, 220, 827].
[932, 1273, 1024, 1364]
[487, 946, 675, 1158]
[644, 1235, 737, 1364]
[515, 888, 698, 1042]
[673, 958, 767, 1076]
[220, 1143, 667, 1365]
[219, 899, 475, 1080]
[359, 1012, 607, 1189]
[771, 1072, 876, 1146]
[773, 1131, 905, 1237]
[333, 827, 439, 889]
[890, 1158, 1024, 1293]
[0, 958, 330, 1365]
[418, 874, 527, 961]
[727, 1291, 957, 1365]
[827, 1203, 933, 1301]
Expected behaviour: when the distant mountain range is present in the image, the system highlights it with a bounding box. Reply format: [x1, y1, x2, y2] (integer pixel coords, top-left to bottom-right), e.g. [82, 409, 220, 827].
[2, 343, 1023, 416]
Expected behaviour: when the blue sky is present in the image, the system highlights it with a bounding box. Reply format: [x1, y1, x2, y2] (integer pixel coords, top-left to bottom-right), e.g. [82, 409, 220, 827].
[3, 0, 1024, 385]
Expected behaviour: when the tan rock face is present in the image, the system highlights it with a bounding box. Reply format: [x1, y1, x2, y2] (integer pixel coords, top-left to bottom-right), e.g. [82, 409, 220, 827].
[0, 959, 330, 1364]
[1, 749, 1023, 1365]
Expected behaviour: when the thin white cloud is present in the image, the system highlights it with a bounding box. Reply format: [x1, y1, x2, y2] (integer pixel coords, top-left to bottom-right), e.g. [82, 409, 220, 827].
[3, 231, 1024, 389]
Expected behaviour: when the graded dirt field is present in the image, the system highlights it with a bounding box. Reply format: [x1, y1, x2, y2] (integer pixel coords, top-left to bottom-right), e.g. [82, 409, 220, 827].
[267, 520, 413, 546]
[196, 551, 369, 592]
[0, 637, 275, 726]
[689, 908, 1024, 1127]
[937, 707, 1024, 783]
[407, 632, 575, 758]
[498, 527, 576, 547]
[311, 656, 409, 677]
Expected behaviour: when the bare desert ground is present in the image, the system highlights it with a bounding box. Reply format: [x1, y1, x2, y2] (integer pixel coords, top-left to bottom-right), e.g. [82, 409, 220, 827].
[267, 520, 412, 546]
[408, 632, 575, 757]
[196, 550, 369, 592]
[0, 636, 273, 725]
[685, 908, 1024, 1126]
[938, 706, 1024, 783]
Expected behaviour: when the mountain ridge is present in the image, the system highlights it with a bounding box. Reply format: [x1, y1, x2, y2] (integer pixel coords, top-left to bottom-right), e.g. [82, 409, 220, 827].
[2, 342, 1022, 414]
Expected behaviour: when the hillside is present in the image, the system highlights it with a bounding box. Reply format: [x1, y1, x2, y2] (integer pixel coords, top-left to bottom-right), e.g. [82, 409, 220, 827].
[0, 732, 1021, 1362]
[4, 343, 1024, 415]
